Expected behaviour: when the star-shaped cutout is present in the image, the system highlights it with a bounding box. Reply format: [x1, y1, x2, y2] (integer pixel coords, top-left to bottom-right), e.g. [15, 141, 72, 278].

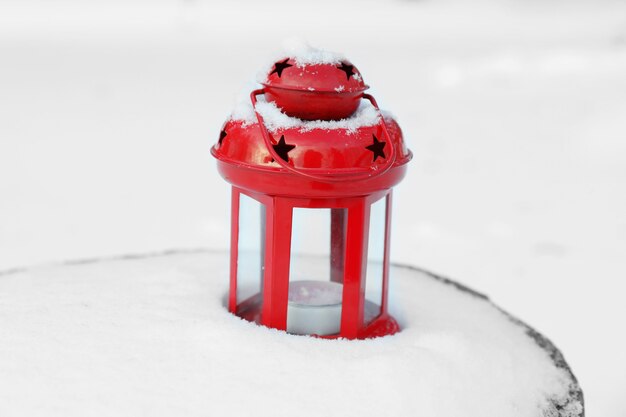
[218, 129, 227, 146]
[269, 58, 293, 78]
[272, 135, 296, 162]
[337, 62, 355, 80]
[365, 134, 386, 162]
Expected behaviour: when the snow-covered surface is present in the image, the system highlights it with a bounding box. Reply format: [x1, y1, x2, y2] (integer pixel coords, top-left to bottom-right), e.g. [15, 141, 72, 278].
[280, 39, 345, 66]
[1, 0, 625, 415]
[256, 40, 346, 82]
[0, 251, 581, 417]
[231, 96, 381, 133]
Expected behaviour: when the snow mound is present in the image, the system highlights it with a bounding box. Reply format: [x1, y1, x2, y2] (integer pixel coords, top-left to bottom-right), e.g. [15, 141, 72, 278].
[257, 39, 346, 81]
[281, 39, 346, 67]
[0, 250, 583, 417]
[230, 96, 381, 134]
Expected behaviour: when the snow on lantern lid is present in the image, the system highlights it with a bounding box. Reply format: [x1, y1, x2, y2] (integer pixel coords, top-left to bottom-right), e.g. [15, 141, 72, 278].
[260, 45, 369, 121]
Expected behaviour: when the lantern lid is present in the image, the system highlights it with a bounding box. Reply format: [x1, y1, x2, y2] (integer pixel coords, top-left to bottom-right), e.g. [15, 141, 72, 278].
[261, 57, 368, 95]
[259, 43, 369, 120]
[212, 43, 412, 197]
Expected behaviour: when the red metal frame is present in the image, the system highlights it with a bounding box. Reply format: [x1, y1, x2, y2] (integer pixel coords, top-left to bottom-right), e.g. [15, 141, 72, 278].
[229, 187, 398, 339]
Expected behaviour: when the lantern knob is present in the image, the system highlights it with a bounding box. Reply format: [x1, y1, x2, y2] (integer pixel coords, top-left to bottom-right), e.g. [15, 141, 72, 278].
[261, 57, 369, 121]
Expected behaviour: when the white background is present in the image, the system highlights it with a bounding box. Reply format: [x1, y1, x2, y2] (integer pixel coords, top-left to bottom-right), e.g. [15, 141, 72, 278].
[1, 0, 625, 415]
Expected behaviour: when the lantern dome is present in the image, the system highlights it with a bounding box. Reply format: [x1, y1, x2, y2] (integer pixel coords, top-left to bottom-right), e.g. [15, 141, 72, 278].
[261, 56, 368, 120]
[212, 46, 412, 198]
[213, 100, 411, 197]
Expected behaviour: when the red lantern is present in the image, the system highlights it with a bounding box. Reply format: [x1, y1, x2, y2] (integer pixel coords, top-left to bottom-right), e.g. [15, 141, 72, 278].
[211, 55, 412, 339]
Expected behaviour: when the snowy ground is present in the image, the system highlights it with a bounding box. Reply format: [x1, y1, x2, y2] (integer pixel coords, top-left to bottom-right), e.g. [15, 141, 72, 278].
[0, 252, 582, 417]
[1, 0, 625, 415]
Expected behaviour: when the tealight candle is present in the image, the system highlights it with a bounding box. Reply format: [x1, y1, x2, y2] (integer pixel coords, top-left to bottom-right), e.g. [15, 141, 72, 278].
[286, 280, 343, 336]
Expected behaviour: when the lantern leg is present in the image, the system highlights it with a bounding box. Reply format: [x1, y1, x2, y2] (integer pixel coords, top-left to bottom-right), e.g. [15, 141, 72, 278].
[330, 208, 346, 284]
[381, 192, 392, 314]
[260, 198, 293, 331]
[340, 200, 370, 339]
[228, 188, 240, 314]
[259, 203, 266, 288]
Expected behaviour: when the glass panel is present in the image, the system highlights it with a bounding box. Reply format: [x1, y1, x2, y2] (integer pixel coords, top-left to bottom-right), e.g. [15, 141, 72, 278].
[290, 208, 331, 281]
[364, 196, 387, 325]
[287, 208, 346, 335]
[236, 193, 264, 306]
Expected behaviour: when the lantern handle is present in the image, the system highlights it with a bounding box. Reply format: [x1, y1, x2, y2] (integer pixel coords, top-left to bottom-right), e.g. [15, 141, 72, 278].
[250, 89, 397, 183]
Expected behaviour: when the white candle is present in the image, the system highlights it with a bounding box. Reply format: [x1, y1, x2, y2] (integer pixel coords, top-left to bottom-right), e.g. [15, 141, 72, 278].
[286, 280, 343, 336]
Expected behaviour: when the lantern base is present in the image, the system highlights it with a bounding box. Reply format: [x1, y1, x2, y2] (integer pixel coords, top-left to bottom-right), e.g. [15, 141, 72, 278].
[0, 249, 583, 417]
[236, 293, 401, 338]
